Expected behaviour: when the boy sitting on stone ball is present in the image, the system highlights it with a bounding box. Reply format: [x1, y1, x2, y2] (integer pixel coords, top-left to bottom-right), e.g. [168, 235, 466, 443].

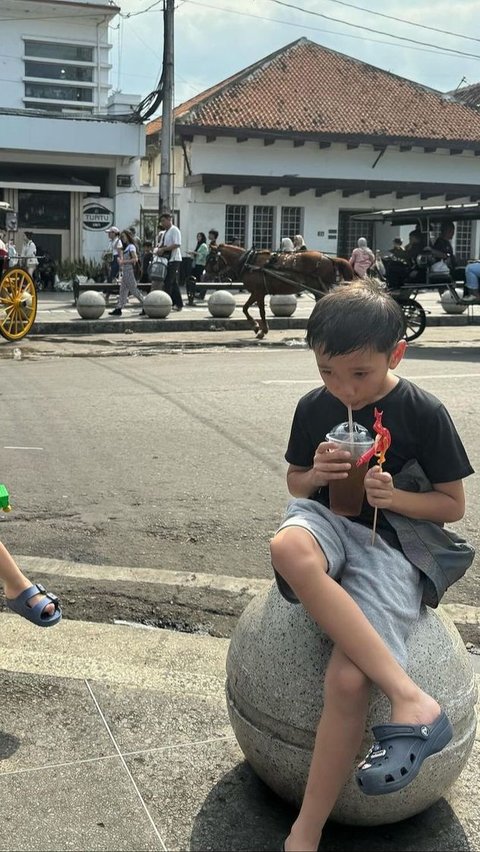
[270, 281, 474, 852]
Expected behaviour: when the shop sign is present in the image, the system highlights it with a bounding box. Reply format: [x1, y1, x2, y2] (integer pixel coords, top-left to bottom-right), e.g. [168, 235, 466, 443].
[83, 203, 114, 231]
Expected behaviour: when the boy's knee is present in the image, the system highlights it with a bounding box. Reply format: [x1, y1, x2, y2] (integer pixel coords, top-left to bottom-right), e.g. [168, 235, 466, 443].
[325, 656, 369, 704]
[270, 527, 324, 574]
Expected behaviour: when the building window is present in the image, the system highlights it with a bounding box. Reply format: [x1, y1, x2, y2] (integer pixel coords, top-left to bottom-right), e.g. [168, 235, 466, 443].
[337, 211, 374, 258]
[225, 205, 247, 245]
[24, 41, 94, 62]
[253, 205, 274, 249]
[281, 206, 303, 241]
[454, 220, 472, 264]
[18, 190, 70, 230]
[24, 40, 95, 112]
[25, 61, 93, 83]
[25, 83, 93, 103]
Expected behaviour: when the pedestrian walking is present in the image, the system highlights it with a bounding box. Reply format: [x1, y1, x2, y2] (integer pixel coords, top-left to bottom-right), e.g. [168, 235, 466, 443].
[21, 231, 38, 278]
[8, 239, 18, 268]
[349, 237, 375, 278]
[154, 213, 183, 310]
[105, 226, 123, 282]
[109, 229, 145, 316]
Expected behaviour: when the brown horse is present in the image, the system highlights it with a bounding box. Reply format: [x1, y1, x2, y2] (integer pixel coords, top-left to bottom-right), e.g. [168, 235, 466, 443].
[204, 244, 354, 338]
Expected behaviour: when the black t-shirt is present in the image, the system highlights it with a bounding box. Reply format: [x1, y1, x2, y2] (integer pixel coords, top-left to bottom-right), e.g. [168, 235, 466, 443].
[285, 377, 474, 547]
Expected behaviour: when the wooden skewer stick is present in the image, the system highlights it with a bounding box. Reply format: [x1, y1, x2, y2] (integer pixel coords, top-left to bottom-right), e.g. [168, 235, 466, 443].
[371, 461, 382, 545]
[371, 506, 378, 545]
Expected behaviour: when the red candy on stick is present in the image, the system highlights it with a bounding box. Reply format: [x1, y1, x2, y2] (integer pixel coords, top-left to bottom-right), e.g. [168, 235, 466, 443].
[355, 408, 391, 544]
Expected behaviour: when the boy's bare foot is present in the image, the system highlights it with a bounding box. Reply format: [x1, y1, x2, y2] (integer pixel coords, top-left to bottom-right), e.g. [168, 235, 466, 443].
[390, 688, 441, 727]
[4, 577, 55, 616]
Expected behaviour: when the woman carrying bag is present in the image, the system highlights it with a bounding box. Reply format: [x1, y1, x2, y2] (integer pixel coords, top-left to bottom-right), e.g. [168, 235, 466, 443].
[109, 229, 145, 317]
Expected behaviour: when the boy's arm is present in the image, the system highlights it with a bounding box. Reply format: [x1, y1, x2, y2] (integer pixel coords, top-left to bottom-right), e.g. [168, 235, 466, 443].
[287, 464, 321, 498]
[391, 479, 465, 523]
[365, 468, 465, 523]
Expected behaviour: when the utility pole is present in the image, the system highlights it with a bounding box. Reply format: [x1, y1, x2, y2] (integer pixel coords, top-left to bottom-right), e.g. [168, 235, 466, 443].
[159, 0, 174, 215]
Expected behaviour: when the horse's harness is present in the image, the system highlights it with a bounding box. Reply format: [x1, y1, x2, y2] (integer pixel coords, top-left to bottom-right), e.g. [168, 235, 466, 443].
[207, 247, 328, 298]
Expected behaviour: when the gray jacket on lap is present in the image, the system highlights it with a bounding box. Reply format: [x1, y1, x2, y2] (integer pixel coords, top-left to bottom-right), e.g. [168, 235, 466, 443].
[384, 460, 475, 608]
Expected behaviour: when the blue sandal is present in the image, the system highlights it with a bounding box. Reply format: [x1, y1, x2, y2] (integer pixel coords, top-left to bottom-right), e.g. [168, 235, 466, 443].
[6, 583, 62, 627]
[356, 710, 452, 796]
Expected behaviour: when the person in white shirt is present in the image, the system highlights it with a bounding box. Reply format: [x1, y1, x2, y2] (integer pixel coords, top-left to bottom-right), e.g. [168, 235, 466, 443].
[8, 240, 18, 268]
[154, 212, 183, 310]
[105, 226, 123, 282]
[21, 232, 38, 277]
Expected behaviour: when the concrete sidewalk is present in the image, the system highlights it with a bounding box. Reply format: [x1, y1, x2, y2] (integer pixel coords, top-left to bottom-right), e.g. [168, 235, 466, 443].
[27, 289, 480, 336]
[0, 608, 479, 852]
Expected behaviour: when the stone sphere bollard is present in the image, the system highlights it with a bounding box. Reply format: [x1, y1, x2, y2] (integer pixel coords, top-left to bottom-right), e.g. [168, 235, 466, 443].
[226, 586, 477, 826]
[77, 290, 106, 319]
[269, 294, 297, 317]
[143, 290, 172, 318]
[208, 290, 236, 318]
[440, 290, 467, 315]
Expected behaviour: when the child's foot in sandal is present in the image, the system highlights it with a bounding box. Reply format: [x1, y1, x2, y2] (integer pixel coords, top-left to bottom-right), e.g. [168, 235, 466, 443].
[5, 582, 61, 627]
[356, 709, 452, 795]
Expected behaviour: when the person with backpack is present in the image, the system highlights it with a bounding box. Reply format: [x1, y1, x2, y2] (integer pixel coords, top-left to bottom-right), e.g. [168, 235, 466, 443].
[109, 229, 145, 316]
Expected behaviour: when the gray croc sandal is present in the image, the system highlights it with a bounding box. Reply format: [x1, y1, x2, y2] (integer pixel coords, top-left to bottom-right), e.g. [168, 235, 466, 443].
[6, 583, 62, 627]
[356, 710, 452, 796]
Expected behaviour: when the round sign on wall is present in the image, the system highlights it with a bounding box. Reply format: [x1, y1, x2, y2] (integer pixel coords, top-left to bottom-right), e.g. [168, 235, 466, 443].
[83, 203, 114, 231]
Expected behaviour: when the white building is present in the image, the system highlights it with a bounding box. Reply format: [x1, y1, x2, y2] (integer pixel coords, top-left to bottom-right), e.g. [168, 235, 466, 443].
[143, 38, 480, 261]
[0, 0, 145, 265]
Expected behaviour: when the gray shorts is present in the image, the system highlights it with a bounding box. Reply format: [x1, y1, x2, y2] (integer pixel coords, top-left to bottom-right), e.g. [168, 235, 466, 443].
[273, 498, 423, 667]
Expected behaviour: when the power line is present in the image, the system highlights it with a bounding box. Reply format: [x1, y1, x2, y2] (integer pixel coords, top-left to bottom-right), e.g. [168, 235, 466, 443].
[261, 0, 480, 61]
[321, 0, 480, 44]
[182, 0, 480, 63]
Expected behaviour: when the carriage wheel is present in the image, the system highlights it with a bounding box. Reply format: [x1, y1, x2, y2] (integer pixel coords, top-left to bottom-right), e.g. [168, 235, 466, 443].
[0, 268, 37, 341]
[401, 299, 426, 342]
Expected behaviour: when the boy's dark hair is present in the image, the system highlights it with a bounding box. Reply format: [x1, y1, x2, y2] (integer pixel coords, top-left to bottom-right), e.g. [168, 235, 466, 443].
[306, 281, 406, 356]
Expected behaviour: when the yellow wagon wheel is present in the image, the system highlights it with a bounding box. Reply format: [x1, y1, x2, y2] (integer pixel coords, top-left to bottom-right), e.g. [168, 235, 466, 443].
[0, 267, 37, 341]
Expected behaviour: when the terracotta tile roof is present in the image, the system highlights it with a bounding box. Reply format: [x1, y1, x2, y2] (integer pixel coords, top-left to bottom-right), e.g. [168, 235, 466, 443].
[147, 38, 480, 146]
[448, 83, 480, 110]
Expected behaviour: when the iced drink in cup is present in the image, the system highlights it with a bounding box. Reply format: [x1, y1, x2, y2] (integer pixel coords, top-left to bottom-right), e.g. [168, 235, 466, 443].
[326, 422, 374, 517]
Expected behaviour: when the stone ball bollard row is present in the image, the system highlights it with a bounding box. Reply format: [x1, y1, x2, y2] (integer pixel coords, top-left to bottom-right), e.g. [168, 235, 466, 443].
[226, 586, 477, 826]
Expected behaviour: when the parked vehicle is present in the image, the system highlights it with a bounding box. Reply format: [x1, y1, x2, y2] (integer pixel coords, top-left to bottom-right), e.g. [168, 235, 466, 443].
[0, 203, 37, 341]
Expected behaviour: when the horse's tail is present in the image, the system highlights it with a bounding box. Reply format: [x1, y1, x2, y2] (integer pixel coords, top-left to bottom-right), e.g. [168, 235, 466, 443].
[331, 257, 354, 281]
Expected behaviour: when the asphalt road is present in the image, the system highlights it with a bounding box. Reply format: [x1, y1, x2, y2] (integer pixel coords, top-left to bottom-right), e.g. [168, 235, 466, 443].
[0, 333, 478, 611]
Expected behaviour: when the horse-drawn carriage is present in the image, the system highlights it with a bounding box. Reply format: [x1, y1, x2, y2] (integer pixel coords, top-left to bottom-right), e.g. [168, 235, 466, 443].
[353, 203, 480, 341]
[0, 203, 37, 341]
[205, 202, 480, 343]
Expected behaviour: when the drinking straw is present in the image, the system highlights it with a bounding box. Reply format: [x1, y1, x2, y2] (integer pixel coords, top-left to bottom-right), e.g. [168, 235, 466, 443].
[347, 404, 354, 440]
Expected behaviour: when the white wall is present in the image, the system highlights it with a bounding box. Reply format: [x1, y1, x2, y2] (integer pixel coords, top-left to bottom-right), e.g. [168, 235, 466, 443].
[0, 1, 112, 111]
[143, 134, 480, 256]
[1, 113, 144, 158]
[189, 136, 480, 186]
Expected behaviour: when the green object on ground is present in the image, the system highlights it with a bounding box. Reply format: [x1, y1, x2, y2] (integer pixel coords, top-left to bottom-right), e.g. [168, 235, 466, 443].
[0, 484, 11, 512]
